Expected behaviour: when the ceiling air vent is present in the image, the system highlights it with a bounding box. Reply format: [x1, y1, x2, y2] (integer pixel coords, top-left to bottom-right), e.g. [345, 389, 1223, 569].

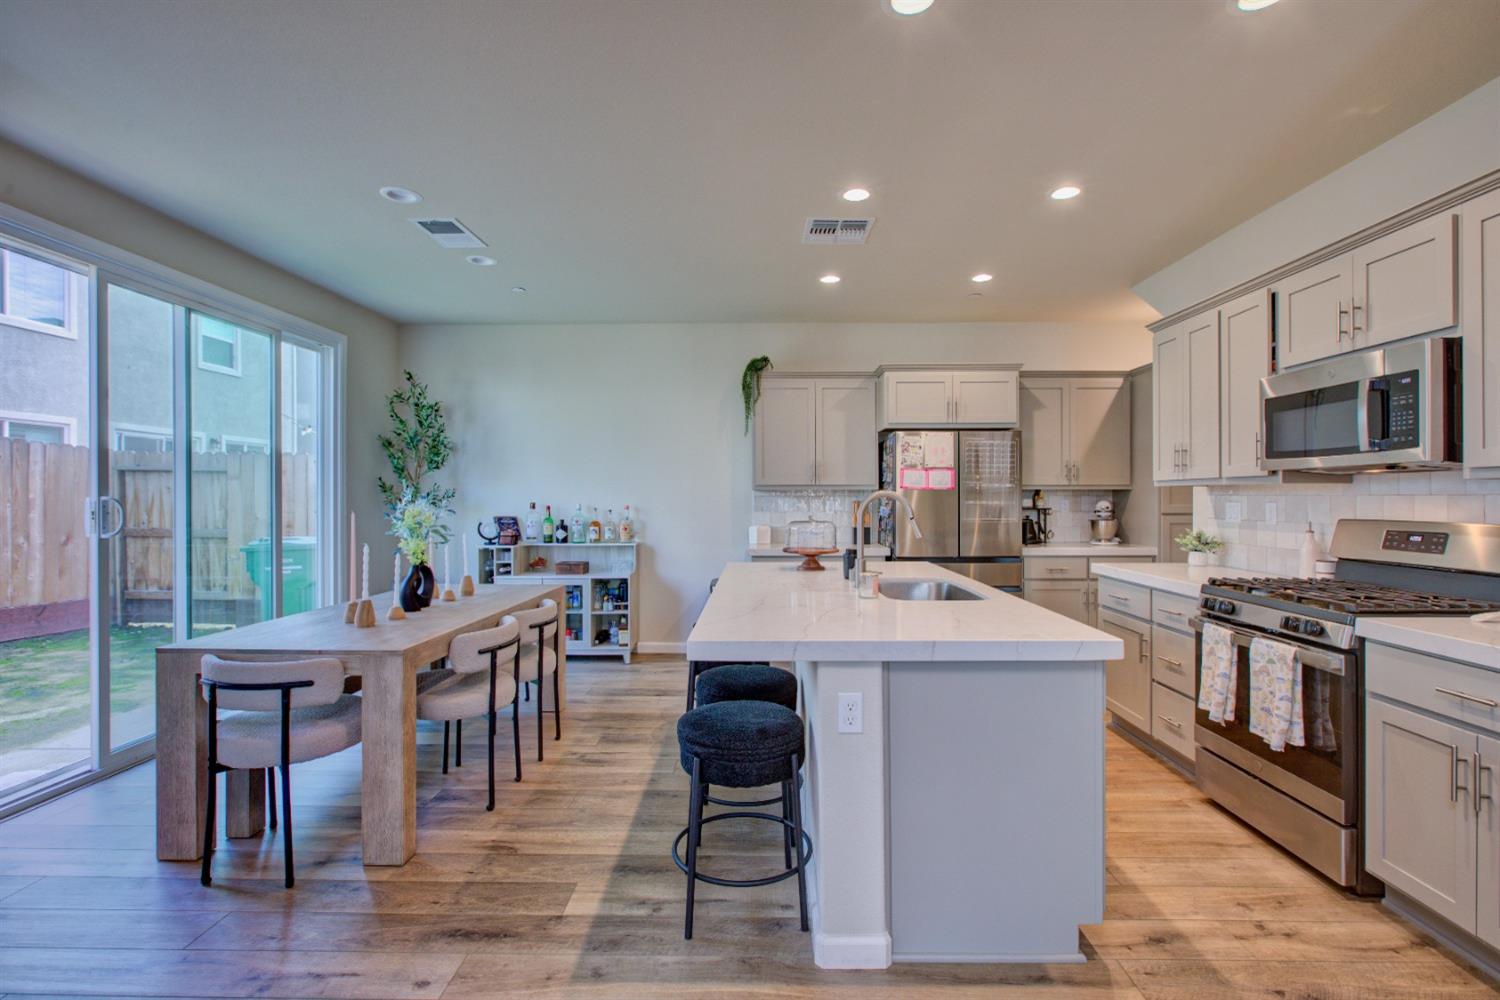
[410, 217, 488, 249]
[802, 217, 874, 245]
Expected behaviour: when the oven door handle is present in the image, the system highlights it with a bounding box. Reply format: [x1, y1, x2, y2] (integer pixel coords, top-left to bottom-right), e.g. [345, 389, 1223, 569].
[1191, 617, 1346, 675]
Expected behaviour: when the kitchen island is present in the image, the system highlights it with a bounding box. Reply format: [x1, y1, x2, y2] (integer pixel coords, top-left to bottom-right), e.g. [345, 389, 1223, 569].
[686, 560, 1122, 969]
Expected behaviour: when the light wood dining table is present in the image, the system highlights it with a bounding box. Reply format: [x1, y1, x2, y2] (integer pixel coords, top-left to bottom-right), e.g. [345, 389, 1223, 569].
[155, 583, 564, 866]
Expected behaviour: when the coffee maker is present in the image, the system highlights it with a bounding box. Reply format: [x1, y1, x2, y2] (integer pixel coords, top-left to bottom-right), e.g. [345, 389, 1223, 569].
[1022, 490, 1052, 545]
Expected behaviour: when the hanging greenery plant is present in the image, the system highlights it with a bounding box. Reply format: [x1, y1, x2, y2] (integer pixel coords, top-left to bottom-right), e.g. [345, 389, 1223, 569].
[741, 356, 773, 434]
[377, 370, 457, 514]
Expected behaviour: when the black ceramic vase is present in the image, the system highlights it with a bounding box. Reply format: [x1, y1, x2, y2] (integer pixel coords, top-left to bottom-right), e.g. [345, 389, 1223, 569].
[401, 562, 436, 612]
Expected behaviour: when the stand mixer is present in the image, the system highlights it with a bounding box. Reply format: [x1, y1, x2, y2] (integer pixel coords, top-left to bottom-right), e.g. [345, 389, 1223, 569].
[1089, 499, 1119, 545]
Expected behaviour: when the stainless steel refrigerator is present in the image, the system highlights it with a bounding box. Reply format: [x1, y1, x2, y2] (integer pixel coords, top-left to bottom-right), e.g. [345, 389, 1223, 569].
[877, 429, 1023, 590]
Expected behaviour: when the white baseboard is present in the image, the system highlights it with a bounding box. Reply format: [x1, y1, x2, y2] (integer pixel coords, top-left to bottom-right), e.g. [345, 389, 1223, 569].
[813, 931, 893, 970]
[891, 949, 1086, 964]
[637, 641, 685, 655]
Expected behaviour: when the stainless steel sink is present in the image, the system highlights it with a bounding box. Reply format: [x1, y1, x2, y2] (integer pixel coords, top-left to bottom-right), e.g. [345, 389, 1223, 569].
[878, 579, 985, 601]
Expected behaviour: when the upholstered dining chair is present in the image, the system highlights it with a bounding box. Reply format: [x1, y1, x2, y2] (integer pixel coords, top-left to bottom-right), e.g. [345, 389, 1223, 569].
[199, 655, 361, 888]
[506, 599, 562, 760]
[417, 619, 523, 806]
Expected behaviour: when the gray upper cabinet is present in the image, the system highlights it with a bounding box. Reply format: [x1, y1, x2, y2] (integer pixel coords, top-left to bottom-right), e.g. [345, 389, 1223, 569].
[878, 367, 1020, 428]
[1351, 213, 1457, 350]
[1153, 309, 1219, 482]
[815, 377, 878, 487]
[1152, 323, 1186, 483]
[1463, 189, 1500, 473]
[1218, 289, 1272, 480]
[754, 374, 875, 488]
[1274, 214, 1458, 370]
[1021, 376, 1130, 488]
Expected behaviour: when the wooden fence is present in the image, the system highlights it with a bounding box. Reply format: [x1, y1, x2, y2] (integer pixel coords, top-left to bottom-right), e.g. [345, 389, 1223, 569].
[0, 438, 318, 633]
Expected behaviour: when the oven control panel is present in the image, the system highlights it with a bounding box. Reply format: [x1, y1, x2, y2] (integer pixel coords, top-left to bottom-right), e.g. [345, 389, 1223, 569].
[1381, 529, 1449, 555]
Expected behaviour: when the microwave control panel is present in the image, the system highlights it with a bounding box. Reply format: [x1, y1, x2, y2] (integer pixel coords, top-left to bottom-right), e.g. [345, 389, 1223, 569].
[1382, 370, 1420, 449]
[1382, 529, 1449, 555]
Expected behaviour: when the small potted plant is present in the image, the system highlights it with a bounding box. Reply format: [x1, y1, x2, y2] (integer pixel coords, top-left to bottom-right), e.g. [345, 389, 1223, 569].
[1175, 529, 1225, 567]
[390, 488, 450, 611]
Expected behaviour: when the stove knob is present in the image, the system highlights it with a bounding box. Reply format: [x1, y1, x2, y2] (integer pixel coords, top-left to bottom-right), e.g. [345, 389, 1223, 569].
[1201, 597, 1214, 611]
[1216, 599, 1236, 615]
[1281, 615, 1299, 632]
[1303, 620, 1325, 637]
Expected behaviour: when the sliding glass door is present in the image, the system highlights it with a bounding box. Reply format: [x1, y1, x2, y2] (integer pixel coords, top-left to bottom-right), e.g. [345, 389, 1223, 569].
[0, 218, 342, 816]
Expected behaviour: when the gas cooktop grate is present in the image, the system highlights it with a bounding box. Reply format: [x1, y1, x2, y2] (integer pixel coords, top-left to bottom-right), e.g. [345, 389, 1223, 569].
[1205, 577, 1500, 615]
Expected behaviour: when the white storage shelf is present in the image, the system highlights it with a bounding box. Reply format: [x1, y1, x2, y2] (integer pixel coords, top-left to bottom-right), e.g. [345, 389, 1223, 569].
[479, 542, 639, 663]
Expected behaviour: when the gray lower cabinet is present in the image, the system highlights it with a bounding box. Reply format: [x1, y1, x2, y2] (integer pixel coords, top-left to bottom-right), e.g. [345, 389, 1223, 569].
[1365, 642, 1500, 948]
[1025, 579, 1089, 623]
[1097, 609, 1150, 733]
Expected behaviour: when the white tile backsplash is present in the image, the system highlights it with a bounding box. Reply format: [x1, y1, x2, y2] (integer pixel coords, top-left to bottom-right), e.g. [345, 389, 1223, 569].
[1196, 473, 1500, 575]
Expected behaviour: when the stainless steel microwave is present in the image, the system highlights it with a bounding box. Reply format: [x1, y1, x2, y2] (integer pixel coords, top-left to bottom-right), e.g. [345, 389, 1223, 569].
[1260, 336, 1461, 472]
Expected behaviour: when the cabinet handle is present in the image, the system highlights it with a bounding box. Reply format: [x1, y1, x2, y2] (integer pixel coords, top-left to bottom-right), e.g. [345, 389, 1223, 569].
[1160, 715, 1184, 732]
[1435, 686, 1499, 708]
[1109, 594, 1131, 606]
[1452, 746, 1471, 804]
[1160, 609, 1186, 621]
[1157, 655, 1184, 671]
[1478, 752, 1493, 818]
[1046, 567, 1069, 574]
[1351, 300, 1364, 334]
[1337, 301, 1349, 341]
[1256, 433, 1262, 462]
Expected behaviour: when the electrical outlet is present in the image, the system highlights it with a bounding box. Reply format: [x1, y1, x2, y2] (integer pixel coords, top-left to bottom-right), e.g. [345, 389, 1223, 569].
[1265, 501, 1279, 525]
[837, 692, 863, 734]
[1224, 501, 1243, 523]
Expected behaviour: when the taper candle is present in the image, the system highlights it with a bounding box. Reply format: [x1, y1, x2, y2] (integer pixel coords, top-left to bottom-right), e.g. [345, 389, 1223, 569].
[462, 533, 469, 578]
[391, 550, 401, 607]
[444, 543, 451, 589]
[348, 511, 356, 603]
[361, 544, 370, 600]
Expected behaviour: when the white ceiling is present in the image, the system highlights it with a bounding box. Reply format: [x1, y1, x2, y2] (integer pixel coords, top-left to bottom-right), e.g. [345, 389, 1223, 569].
[1, 0, 1497, 326]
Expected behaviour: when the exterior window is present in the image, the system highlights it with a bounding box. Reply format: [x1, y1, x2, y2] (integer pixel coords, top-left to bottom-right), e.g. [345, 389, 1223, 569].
[220, 435, 269, 455]
[195, 316, 241, 375]
[0, 414, 74, 444]
[113, 426, 172, 453]
[0, 248, 84, 338]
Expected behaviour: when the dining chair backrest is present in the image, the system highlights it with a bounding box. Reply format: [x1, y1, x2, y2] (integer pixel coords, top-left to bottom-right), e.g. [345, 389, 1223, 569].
[447, 619, 522, 675]
[507, 599, 559, 644]
[200, 655, 346, 711]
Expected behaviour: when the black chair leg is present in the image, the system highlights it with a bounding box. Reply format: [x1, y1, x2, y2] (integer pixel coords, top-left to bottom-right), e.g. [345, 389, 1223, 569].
[455, 719, 462, 768]
[553, 669, 562, 741]
[695, 781, 707, 850]
[684, 756, 703, 940]
[487, 709, 496, 812]
[280, 762, 295, 889]
[781, 780, 793, 869]
[537, 674, 545, 763]
[267, 767, 277, 830]
[524, 682, 530, 702]
[199, 769, 217, 887]
[686, 662, 698, 712]
[789, 755, 808, 932]
[512, 692, 523, 782]
[442, 721, 450, 774]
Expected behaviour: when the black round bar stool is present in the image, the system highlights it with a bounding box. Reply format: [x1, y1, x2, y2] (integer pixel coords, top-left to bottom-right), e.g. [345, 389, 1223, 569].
[691, 664, 801, 830]
[674, 700, 811, 940]
[685, 660, 773, 710]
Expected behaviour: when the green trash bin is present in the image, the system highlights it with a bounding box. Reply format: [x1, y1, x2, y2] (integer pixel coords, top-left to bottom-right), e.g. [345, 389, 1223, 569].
[240, 536, 319, 619]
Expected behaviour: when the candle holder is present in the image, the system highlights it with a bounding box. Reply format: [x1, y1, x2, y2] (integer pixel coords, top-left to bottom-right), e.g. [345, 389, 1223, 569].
[345, 600, 358, 624]
[385, 604, 406, 621]
[354, 598, 377, 628]
[460, 574, 475, 597]
[441, 586, 457, 602]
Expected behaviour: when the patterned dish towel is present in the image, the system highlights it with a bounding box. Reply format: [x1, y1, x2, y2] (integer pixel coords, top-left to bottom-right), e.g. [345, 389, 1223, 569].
[1249, 636, 1304, 752]
[1197, 622, 1236, 722]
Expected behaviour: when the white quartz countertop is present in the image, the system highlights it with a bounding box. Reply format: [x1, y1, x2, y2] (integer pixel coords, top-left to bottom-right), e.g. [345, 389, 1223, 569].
[1090, 561, 1261, 598]
[1023, 543, 1157, 558]
[1358, 616, 1500, 671]
[687, 560, 1123, 663]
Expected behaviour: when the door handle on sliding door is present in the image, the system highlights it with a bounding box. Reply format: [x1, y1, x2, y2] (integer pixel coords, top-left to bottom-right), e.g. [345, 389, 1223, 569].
[99, 496, 126, 540]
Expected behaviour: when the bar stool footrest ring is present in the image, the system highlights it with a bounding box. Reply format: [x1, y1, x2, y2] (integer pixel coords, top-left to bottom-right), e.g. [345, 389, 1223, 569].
[671, 810, 813, 888]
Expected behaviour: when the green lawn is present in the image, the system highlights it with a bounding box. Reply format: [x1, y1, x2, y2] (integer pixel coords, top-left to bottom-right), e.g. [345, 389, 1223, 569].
[0, 625, 170, 756]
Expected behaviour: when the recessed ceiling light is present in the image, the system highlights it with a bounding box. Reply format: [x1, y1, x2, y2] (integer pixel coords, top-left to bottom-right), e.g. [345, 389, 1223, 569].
[819, 274, 841, 284]
[968, 292, 983, 299]
[1050, 184, 1082, 201]
[510, 286, 527, 294]
[1236, 0, 1279, 9]
[890, 0, 934, 14]
[466, 255, 497, 267]
[971, 273, 994, 283]
[842, 187, 871, 202]
[378, 185, 423, 204]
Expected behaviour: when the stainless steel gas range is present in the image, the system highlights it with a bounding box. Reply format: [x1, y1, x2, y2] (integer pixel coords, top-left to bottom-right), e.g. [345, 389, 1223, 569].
[1192, 519, 1500, 894]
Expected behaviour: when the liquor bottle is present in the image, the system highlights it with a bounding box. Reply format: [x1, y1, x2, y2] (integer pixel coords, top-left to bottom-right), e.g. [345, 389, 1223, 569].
[571, 505, 585, 546]
[602, 508, 617, 542]
[542, 504, 555, 543]
[609, 622, 620, 646]
[588, 507, 602, 543]
[619, 505, 634, 542]
[554, 514, 568, 544]
[524, 502, 540, 541]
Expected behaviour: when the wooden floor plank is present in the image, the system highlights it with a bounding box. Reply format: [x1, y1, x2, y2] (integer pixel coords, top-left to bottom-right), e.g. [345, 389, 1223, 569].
[0, 655, 1494, 1000]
